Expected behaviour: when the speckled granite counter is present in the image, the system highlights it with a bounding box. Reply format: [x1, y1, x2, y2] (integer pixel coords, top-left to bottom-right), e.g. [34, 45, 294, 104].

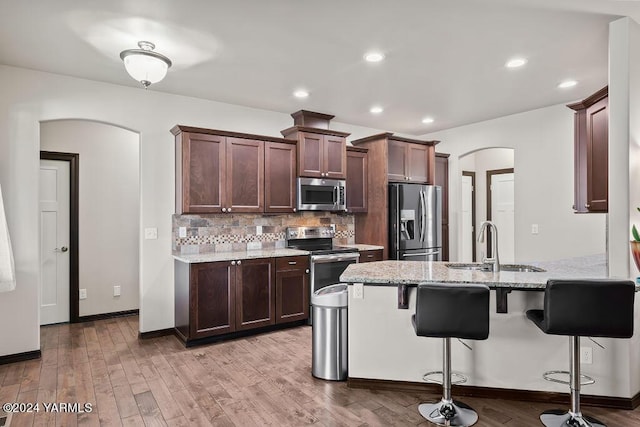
[342, 244, 384, 251]
[173, 248, 309, 263]
[340, 257, 609, 290]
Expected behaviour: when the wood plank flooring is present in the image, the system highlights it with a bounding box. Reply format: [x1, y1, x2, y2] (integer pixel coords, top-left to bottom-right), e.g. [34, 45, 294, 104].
[1, 315, 639, 426]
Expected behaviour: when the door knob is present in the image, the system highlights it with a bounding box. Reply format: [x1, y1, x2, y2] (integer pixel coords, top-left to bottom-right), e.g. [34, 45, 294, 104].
[55, 246, 68, 253]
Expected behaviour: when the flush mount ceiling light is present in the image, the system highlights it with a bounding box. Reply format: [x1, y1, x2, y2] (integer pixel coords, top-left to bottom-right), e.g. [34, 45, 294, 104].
[558, 80, 578, 89]
[364, 52, 385, 63]
[422, 117, 435, 124]
[505, 58, 527, 68]
[370, 106, 384, 114]
[293, 89, 309, 98]
[120, 41, 172, 88]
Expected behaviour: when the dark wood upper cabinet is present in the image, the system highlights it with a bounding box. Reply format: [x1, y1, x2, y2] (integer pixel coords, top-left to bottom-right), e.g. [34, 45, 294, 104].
[172, 125, 296, 214]
[435, 152, 450, 261]
[281, 127, 350, 179]
[386, 138, 434, 183]
[227, 137, 264, 213]
[275, 256, 309, 323]
[346, 146, 368, 213]
[567, 87, 608, 213]
[236, 258, 275, 331]
[177, 132, 226, 214]
[265, 141, 297, 213]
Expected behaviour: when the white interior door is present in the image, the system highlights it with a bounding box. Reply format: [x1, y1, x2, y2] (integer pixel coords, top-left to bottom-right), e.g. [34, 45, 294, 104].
[490, 172, 515, 264]
[461, 174, 474, 262]
[40, 159, 70, 325]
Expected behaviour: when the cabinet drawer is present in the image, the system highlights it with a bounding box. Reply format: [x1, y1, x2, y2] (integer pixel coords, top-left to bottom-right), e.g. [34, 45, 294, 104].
[360, 250, 383, 263]
[276, 256, 309, 270]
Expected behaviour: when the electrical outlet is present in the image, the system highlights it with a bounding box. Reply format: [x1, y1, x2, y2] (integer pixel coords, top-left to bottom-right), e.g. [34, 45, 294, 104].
[113, 285, 121, 297]
[531, 224, 539, 235]
[178, 227, 187, 238]
[256, 225, 262, 235]
[79, 289, 87, 300]
[580, 346, 593, 364]
[144, 227, 158, 240]
[353, 283, 364, 299]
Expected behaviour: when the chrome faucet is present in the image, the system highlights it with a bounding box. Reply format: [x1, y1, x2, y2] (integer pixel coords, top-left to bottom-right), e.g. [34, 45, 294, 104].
[477, 221, 500, 272]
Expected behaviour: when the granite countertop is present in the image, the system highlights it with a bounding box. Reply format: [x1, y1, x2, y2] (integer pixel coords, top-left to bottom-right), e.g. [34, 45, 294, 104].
[174, 248, 309, 264]
[342, 244, 384, 251]
[340, 254, 612, 290]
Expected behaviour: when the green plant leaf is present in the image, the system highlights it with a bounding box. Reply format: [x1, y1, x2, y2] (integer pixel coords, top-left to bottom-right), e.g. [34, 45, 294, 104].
[633, 224, 640, 241]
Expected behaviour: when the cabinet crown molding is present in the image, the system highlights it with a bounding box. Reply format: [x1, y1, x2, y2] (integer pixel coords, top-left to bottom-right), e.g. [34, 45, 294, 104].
[566, 86, 608, 111]
[280, 126, 351, 138]
[171, 125, 296, 144]
[351, 132, 439, 146]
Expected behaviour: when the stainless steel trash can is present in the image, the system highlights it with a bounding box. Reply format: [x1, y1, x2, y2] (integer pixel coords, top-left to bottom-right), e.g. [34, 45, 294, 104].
[311, 284, 348, 381]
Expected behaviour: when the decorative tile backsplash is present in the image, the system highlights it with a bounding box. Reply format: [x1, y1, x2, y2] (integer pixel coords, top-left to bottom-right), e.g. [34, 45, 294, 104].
[172, 212, 355, 255]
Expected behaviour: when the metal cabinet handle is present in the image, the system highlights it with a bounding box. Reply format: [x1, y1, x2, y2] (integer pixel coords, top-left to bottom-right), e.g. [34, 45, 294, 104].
[222, 208, 227, 212]
[231, 260, 236, 266]
[228, 208, 232, 213]
[237, 260, 241, 265]
[585, 203, 590, 209]
[293, 208, 296, 212]
[288, 261, 297, 265]
[54, 246, 68, 253]
[367, 254, 374, 258]
[305, 269, 310, 274]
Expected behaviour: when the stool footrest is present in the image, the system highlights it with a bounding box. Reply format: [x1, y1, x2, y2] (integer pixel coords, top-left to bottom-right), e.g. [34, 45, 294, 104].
[423, 371, 467, 385]
[542, 370, 595, 386]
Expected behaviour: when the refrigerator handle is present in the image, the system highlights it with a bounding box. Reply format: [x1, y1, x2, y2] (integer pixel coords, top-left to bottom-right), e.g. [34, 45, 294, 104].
[419, 190, 426, 242]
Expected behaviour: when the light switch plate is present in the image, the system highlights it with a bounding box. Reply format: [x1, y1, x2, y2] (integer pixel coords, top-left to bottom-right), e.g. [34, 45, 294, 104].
[531, 224, 539, 235]
[178, 227, 187, 238]
[144, 227, 158, 240]
[113, 285, 121, 297]
[79, 289, 87, 300]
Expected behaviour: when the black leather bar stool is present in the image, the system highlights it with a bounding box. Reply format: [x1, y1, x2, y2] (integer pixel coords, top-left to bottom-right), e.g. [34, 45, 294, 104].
[526, 279, 635, 427]
[412, 283, 490, 427]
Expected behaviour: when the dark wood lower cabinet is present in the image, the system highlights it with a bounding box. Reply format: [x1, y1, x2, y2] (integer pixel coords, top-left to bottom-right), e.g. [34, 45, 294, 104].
[275, 256, 310, 323]
[236, 258, 276, 330]
[175, 256, 308, 346]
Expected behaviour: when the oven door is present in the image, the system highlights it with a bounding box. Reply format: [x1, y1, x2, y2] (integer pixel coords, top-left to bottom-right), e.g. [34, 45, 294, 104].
[310, 253, 360, 295]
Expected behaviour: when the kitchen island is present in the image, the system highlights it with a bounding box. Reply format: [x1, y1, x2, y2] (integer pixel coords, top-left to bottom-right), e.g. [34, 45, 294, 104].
[339, 255, 640, 407]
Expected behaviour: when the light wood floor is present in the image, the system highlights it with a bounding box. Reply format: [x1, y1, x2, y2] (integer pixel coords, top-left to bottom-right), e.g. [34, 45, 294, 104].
[1, 316, 640, 426]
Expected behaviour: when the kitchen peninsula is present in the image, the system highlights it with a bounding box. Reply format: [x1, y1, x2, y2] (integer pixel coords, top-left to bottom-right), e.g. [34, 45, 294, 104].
[340, 256, 640, 407]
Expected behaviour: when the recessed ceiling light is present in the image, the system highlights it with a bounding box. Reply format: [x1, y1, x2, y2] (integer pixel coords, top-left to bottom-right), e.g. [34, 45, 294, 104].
[370, 106, 384, 114]
[364, 52, 385, 63]
[505, 58, 527, 68]
[422, 117, 434, 124]
[293, 89, 309, 98]
[558, 80, 578, 89]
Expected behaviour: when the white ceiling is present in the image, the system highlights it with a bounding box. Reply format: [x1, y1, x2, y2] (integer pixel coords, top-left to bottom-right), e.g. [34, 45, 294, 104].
[1, 0, 639, 135]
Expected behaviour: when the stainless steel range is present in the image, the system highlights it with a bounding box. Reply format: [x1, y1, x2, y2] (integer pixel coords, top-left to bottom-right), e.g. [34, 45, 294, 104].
[286, 226, 359, 323]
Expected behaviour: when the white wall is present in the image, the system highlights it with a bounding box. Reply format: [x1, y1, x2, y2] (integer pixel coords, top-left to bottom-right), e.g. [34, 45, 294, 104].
[423, 104, 607, 263]
[0, 64, 387, 356]
[461, 149, 514, 261]
[609, 17, 640, 396]
[40, 120, 139, 317]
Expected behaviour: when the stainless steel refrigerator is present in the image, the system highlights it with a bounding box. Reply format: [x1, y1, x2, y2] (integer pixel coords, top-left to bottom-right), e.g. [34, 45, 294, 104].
[389, 183, 442, 261]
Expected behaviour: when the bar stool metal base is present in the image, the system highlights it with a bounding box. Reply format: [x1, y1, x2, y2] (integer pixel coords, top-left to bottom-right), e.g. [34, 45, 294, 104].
[418, 398, 479, 427]
[539, 409, 605, 427]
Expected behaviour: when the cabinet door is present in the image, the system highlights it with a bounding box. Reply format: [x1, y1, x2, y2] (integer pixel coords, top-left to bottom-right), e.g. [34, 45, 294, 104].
[226, 137, 264, 213]
[346, 150, 368, 213]
[275, 256, 310, 323]
[182, 133, 226, 213]
[190, 262, 235, 339]
[298, 132, 323, 177]
[387, 140, 407, 182]
[407, 143, 429, 183]
[265, 142, 296, 213]
[359, 249, 382, 263]
[586, 97, 608, 212]
[236, 258, 275, 330]
[324, 135, 347, 179]
[435, 154, 449, 261]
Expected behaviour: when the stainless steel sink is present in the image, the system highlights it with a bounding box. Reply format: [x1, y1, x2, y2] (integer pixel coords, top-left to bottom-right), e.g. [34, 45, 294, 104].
[445, 263, 545, 272]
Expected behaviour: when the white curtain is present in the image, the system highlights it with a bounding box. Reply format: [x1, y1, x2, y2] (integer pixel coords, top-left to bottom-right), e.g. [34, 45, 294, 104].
[0, 184, 16, 292]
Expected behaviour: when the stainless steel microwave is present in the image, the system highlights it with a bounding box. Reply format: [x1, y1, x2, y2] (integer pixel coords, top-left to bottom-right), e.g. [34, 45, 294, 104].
[297, 177, 346, 211]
